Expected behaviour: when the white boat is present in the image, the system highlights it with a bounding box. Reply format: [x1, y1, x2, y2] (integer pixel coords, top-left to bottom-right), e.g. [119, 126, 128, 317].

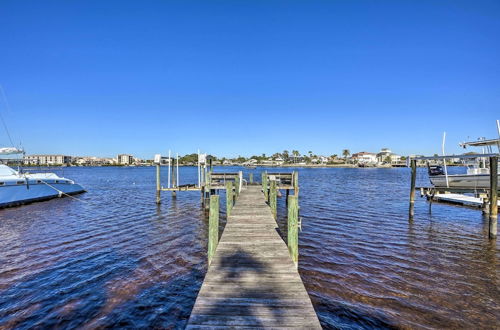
[0, 164, 85, 208]
[428, 124, 500, 189]
[429, 169, 499, 189]
[0, 90, 85, 208]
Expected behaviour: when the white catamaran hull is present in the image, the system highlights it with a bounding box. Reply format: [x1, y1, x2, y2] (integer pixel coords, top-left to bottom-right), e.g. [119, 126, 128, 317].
[0, 164, 85, 208]
[0, 182, 85, 208]
[430, 174, 500, 189]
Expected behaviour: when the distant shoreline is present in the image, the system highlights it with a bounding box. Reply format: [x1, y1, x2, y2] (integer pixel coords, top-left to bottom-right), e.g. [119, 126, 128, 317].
[17, 163, 465, 169]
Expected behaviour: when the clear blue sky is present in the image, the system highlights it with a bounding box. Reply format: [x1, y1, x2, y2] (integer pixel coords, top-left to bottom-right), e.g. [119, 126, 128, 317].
[1, 0, 499, 159]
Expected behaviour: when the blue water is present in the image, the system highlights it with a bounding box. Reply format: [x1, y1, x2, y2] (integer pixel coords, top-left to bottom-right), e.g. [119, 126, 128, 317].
[0, 166, 498, 329]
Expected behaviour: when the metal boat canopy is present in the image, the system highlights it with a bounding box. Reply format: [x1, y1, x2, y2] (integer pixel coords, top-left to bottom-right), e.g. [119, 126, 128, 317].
[460, 138, 500, 148]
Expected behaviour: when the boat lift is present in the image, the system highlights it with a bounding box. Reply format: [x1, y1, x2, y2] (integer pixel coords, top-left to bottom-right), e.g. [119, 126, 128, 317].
[153, 150, 243, 209]
[409, 153, 499, 240]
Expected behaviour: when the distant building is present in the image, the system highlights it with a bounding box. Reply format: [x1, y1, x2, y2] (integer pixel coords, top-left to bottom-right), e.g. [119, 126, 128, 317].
[243, 159, 258, 165]
[315, 156, 329, 164]
[117, 154, 134, 165]
[24, 154, 72, 165]
[376, 148, 401, 164]
[74, 156, 115, 166]
[351, 152, 377, 164]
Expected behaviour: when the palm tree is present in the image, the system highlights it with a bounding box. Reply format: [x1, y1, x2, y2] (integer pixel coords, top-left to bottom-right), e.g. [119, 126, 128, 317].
[342, 149, 350, 163]
[292, 150, 299, 163]
[282, 150, 289, 162]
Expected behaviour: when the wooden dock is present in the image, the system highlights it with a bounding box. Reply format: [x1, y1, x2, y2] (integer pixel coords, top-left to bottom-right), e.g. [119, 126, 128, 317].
[432, 193, 500, 208]
[187, 185, 321, 329]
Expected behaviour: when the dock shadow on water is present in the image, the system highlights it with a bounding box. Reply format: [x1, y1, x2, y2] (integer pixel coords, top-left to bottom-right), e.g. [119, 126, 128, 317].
[188, 249, 317, 328]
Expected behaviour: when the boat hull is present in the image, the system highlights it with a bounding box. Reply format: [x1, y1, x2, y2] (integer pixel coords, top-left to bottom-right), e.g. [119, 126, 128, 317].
[0, 183, 85, 208]
[430, 174, 500, 189]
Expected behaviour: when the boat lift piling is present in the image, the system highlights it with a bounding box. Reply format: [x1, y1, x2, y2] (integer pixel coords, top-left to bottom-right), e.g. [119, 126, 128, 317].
[489, 156, 498, 239]
[409, 158, 417, 220]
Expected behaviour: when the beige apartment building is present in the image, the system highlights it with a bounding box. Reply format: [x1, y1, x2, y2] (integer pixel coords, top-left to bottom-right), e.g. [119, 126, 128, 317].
[117, 154, 134, 165]
[24, 155, 72, 165]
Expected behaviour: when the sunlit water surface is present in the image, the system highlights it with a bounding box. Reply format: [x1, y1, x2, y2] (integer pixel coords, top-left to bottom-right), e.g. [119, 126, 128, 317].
[0, 166, 498, 329]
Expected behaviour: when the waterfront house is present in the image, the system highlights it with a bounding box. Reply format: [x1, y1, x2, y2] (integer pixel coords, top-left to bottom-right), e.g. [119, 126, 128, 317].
[260, 159, 275, 166]
[351, 152, 377, 165]
[242, 159, 258, 166]
[273, 156, 285, 165]
[376, 148, 402, 164]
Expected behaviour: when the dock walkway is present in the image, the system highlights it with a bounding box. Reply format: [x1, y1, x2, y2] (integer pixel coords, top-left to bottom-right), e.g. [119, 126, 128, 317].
[187, 185, 321, 329]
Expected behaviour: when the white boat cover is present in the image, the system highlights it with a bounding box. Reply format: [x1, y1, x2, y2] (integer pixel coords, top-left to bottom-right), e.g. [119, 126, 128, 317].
[0, 147, 24, 155]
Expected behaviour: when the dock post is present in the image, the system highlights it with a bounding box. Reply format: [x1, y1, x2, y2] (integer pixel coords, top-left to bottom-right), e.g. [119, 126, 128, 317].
[155, 164, 161, 204]
[171, 161, 177, 198]
[293, 171, 299, 197]
[249, 173, 253, 184]
[204, 172, 211, 210]
[409, 159, 417, 220]
[235, 175, 240, 198]
[270, 179, 277, 218]
[262, 171, 268, 201]
[288, 195, 299, 268]
[208, 194, 219, 265]
[489, 156, 498, 239]
[226, 181, 233, 217]
[482, 196, 489, 214]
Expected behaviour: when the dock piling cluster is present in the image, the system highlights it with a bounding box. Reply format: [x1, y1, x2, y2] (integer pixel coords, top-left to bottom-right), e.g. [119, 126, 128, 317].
[489, 156, 498, 239]
[410, 155, 498, 239]
[188, 172, 321, 328]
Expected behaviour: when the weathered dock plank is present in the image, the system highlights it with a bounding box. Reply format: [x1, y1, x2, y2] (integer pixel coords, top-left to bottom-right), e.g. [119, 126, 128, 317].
[187, 185, 321, 329]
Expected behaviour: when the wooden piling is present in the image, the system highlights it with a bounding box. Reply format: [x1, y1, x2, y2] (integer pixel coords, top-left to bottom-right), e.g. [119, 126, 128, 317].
[293, 171, 299, 197]
[235, 175, 240, 198]
[270, 179, 277, 219]
[249, 173, 253, 184]
[288, 195, 299, 267]
[482, 196, 489, 214]
[208, 195, 219, 264]
[409, 159, 417, 220]
[225, 181, 233, 217]
[204, 172, 211, 210]
[155, 164, 161, 204]
[489, 156, 498, 239]
[262, 171, 268, 201]
[171, 161, 177, 198]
